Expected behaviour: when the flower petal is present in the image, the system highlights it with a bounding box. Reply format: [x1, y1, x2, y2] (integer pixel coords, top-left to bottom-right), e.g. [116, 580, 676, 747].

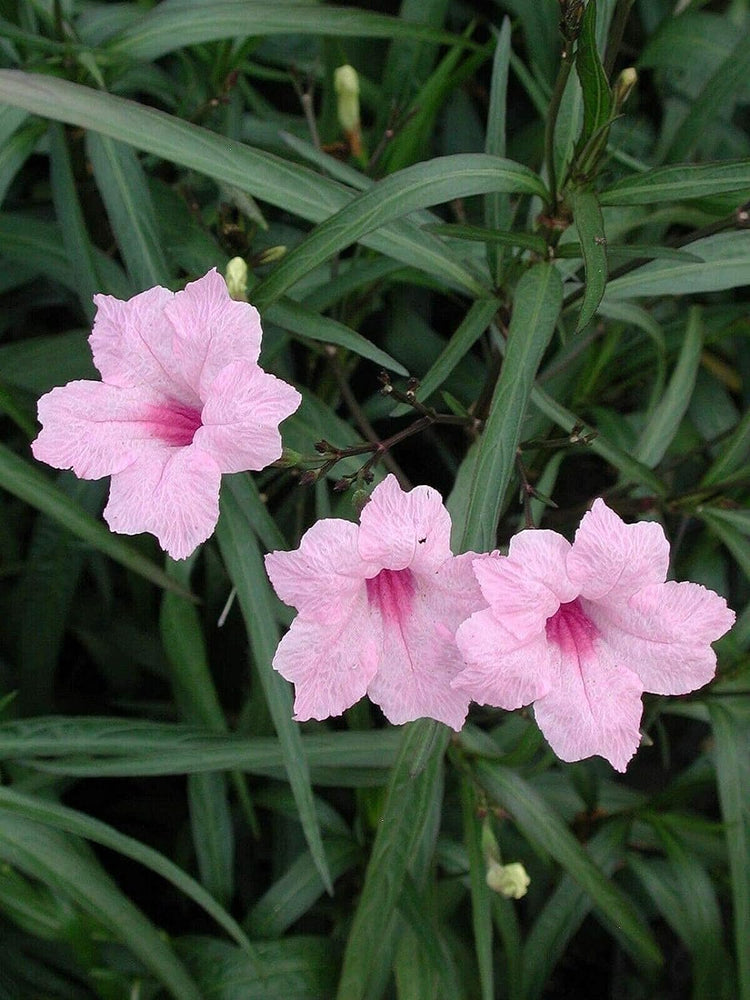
[533, 636, 644, 772]
[32, 381, 179, 479]
[567, 498, 670, 601]
[104, 446, 221, 560]
[585, 580, 735, 695]
[265, 519, 374, 624]
[358, 475, 452, 573]
[164, 269, 262, 400]
[454, 608, 554, 709]
[271, 594, 379, 721]
[90, 285, 192, 400]
[472, 531, 577, 642]
[366, 553, 483, 730]
[195, 361, 301, 473]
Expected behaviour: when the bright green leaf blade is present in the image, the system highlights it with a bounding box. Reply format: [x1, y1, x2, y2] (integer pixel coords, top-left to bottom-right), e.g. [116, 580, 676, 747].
[460, 263, 563, 552]
[634, 305, 703, 467]
[569, 186, 607, 331]
[109, 1, 475, 61]
[708, 701, 750, 1000]
[336, 719, 449, 1000]
[251, 154, 548, 309]
[575, 0, 613, 142]
[604, 231, 750, 299]
[216, 478, 332, 893]
[0, 787, 252, 952]
[0, 815, 203, 1000]
[0, 443, 193, 597]
[599, 160, 750, 206]
[476, 763, 662, 971]
[0, 71, 483, 293]
[86, 132, 170, 290]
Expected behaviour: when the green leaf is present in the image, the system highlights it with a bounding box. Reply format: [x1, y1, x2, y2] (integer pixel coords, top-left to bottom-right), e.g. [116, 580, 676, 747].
[336, 720, 449, 1000]
[476, 763, 662, 971]
[252, 155, 547, 309]
[701, 404, 750, 487]
[108, 1, 476, 61]
[709, 700, 750, 1000]
[216, 479, 332, 893]
[664, 29, 750, 164]
[485, 17, 513, 284]
[460, 777, 494, 1000]
[422, 222, 547, 254]
[605, 231, 750, 299]
[0, 787, 252, 953]
[634, 305, 703, 467]
[599, 160, 750, 206]
[575, 0, 613, 143]
[700, 512, 750, 583]
[0, 815, 202, 1000]
[0, 442, 193, 597]
[0, 116, 45, 204]
[86, 132, 170, 290]
[569, 186, 607, 331]
[460, 263, 563, 551]
[266, 297, 408, 375]
[0, 70, 482, 293]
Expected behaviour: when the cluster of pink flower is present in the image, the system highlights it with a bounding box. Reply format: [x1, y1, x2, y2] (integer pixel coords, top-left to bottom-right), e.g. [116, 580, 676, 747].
[32, 271, 735, 771]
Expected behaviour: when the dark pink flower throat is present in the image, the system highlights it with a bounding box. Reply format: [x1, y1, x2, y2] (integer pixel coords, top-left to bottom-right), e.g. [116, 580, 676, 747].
[144, 401, 203, 446]
[545, 598, 599, 657]
[366, 568, 415, 625]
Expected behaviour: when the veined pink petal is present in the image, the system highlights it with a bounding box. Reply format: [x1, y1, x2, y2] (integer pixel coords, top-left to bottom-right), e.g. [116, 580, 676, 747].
[164, 269, 262, 399]
[358, 475, 452, 573]
[533, 625, 644, 772]
[104, 446, 221, 560]
[195, 361, 301, 473]
[90, 285, 194, 401]
[271, 593, 380, 721]
[454, 608, 554, 709]
[265, 519, 375, 624]
[472, 531, 577, 642]
[31, 381, 192, 479]
[567, 498, 670, 601]
[585, 580, 735, 695]
[366, 553, 480, 730]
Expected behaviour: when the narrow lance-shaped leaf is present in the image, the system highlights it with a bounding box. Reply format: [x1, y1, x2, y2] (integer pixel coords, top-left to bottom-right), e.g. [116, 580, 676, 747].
[575, 0, 613, 143]
[252, 154, 548, 309]
[599, 159, 750, 206]
[569, 185, 607, 331]
[216, 478, 332, 893]
[461, 263, 563, 552]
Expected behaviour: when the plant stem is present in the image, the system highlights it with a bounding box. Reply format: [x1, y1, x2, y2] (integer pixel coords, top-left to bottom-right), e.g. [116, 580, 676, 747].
[544, 46, 575, 218]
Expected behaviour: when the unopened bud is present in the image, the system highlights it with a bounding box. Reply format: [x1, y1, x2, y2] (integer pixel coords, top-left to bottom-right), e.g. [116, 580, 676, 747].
[225, 256, 248, 301]
[276, 447, 302, 468]
[256, 245, 287, 266]
[486, 860, 530, 899]
[613, 67, 637, 111]
[334, 64, 362, 157]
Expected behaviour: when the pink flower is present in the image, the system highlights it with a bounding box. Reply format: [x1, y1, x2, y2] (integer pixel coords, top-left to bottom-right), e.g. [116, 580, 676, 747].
[454, 499, 735, 771]
[31, 269, 301, 559]
[264, 475, 485, 729]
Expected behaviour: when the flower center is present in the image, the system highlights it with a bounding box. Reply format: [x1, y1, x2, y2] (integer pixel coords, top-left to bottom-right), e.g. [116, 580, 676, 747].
[545, 598, 598, 657]
[144, 401, 203, 447]
[366, 568, 415, 625]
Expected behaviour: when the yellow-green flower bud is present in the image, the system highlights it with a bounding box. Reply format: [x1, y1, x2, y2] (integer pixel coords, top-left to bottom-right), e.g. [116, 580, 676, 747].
[225, 256, 248, 301]
[486, 860, 530, 899]
[255, 245, 287, 266]
[334, 64, 360, 134]
[613, 67, 637, 112]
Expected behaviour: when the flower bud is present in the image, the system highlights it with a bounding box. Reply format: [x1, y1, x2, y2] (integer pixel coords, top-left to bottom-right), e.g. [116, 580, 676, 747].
[486, 860, 530, 899]
[613, 67, 637, 112]
[334, 64, 362, 157]
[225, 256, 248, 301]
[255, 245, 287, 266]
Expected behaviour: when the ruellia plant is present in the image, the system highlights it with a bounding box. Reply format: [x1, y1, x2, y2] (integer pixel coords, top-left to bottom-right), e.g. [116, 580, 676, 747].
[0, 1, 748, 997]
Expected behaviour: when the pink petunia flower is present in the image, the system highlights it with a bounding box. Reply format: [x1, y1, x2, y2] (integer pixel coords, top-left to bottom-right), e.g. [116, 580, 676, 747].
[31, 269, 301, 559]
[454, 499, 735, 771]
[264, 474, 485, 729]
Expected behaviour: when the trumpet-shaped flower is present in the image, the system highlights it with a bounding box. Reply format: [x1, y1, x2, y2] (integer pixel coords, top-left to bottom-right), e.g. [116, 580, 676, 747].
[32, 269, 301, 559]
[454, 500, 735, 770]
[264, 475, 484, 729]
